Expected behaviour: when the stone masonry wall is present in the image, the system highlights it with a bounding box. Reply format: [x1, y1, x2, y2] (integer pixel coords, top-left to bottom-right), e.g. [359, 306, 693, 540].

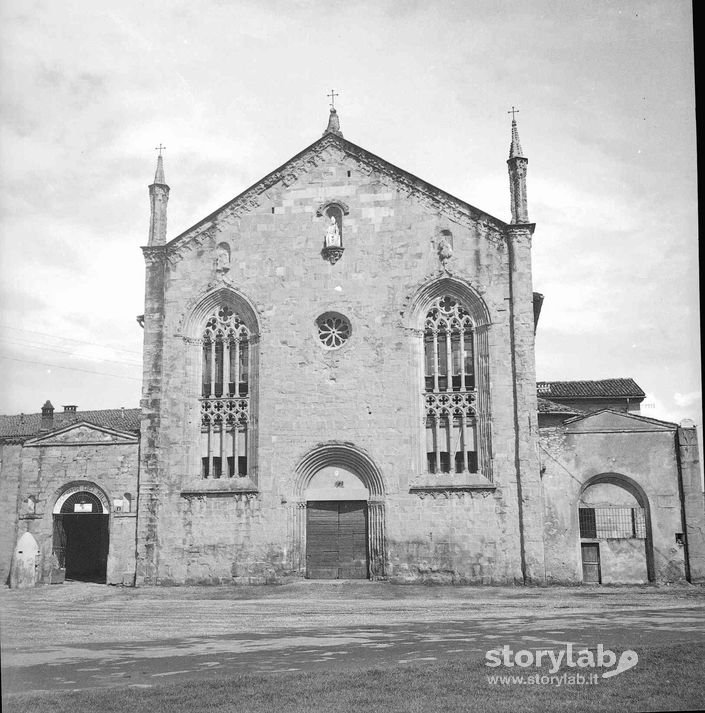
[0, 444, 23, 584]
[137, 139, 539, 584]
[3, 439, 139, 585]
[540, 425, 687, 583]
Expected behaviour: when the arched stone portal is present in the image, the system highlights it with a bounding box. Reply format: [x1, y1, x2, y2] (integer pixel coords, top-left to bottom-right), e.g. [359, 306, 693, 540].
[291, 443, 386, 579]
[578, 473, 654, 584]
[52, 483, 110, 583]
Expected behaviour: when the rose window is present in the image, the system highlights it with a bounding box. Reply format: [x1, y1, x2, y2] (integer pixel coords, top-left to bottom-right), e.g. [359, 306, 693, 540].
[316, 313, 351, 349]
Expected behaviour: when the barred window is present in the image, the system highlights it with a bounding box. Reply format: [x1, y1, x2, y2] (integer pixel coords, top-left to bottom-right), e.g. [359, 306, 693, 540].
[579, 507, 646, 539]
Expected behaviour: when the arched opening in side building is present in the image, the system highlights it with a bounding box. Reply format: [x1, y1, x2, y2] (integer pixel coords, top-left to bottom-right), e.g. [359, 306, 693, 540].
[578, 474, 654, 584]
[52, 486, 110, 583]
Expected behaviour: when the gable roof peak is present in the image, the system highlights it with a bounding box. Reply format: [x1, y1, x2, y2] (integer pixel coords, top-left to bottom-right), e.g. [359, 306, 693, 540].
[323, 107, 343, 138]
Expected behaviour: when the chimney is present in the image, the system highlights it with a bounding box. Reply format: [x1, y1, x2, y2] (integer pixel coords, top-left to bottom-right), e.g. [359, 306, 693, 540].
[41, 400, 55, 431]
[63, 405, 77, 413]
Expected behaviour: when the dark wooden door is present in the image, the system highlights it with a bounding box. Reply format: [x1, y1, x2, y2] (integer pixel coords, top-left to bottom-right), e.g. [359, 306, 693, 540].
[581, 543, 601, 583]
[306, 501, 368, 579]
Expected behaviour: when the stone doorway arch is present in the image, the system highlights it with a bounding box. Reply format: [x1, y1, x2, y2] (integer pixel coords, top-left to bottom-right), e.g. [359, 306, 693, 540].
[52, 482, 110, 583]
[578, 473, 654, 584]
[290, 443, 386, 579]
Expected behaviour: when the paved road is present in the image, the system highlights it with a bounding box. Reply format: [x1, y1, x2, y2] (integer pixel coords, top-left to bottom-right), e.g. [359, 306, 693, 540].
[2, 582, 704, 694]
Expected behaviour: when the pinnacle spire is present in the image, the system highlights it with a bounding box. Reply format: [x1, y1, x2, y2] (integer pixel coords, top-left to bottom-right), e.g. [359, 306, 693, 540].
[148, 146, 170, 246]
[153, 154, 166, 184]
[507, 107, 529, 224]
[323, 106, 343, 137]
[152, 144, 167, 185]
[507, 107, 524, 159]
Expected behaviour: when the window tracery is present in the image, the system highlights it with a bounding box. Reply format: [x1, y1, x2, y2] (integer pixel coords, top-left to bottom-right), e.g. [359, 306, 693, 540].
[317, 312, 351, 349]
[200, 306, 252, 478]
[423, 295, 478, 475]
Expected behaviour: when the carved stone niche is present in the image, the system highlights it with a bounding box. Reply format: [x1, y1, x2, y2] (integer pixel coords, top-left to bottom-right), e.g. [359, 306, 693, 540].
[318, 201, 348, 265]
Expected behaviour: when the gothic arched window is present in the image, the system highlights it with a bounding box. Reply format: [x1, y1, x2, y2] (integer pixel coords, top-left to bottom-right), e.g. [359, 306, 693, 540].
[200, 305, 252, 479]
[423, 295, 478, 474]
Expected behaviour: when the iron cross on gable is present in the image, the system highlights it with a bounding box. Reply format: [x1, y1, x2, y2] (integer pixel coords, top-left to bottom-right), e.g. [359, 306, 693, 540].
[507, 106, 519, 121]
[327, 89, 339, 109]
[155, 143, 166, 156]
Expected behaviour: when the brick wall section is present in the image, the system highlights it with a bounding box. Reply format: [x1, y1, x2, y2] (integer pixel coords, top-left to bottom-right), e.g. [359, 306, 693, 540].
[137, 138, 537, 584]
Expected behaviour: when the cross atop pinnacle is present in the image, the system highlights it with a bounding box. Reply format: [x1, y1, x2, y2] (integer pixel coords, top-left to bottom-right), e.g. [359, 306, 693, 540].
[507, 107, 524, 159]
[152, 145, 167, 185]
[323, 90, 343, 138]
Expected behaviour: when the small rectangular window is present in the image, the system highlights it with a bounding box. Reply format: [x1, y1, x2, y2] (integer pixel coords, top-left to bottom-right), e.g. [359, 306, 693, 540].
[238, 455, 247, 477]
[201, 457, 210, 479]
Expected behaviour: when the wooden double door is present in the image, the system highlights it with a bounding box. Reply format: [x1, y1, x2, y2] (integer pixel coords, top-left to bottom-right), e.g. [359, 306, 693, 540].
[306, 501, 368, 579]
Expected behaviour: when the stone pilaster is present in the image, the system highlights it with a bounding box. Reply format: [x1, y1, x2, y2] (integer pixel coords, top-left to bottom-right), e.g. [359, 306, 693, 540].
[677, 424, 705, 582]
[506, 223, 545, 583]
[136, 247, 167, 584]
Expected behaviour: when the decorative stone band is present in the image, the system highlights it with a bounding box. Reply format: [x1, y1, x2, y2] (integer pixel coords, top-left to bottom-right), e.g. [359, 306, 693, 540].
[424, 390, 476, 419]
[200, 397, 250, 426]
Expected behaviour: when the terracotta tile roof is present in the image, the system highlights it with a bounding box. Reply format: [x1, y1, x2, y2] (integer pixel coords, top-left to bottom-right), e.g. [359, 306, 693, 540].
[537, 398, 584, 414]
[0, 408, 141, 443]
[536, 378, 645, 400]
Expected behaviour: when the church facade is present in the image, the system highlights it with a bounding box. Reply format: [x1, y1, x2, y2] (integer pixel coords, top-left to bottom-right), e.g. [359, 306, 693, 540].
[2, 110, 703, 587]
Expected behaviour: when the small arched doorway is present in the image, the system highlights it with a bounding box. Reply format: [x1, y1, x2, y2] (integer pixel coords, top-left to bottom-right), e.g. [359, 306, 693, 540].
[53, 486, 110, 583]
[578, 474, 654, 584]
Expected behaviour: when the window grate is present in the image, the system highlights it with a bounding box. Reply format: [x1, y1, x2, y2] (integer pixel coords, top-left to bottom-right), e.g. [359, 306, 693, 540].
[579, 507, 646, 539]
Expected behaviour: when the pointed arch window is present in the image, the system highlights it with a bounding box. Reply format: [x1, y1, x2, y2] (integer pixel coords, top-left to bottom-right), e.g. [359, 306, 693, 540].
[423, 295, 478, 475]
[200, 306, 253, 479]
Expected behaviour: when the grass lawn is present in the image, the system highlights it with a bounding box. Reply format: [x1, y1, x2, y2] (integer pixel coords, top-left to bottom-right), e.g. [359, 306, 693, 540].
[4, 642, 704, 713]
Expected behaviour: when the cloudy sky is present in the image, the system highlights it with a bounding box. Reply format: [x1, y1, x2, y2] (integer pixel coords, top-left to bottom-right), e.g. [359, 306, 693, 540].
[0, 0, 699, 431]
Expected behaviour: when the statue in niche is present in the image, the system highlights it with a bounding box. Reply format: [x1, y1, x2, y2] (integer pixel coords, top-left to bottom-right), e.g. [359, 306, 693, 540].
[324, 215, 341, 247]
[437, 230, 453, 267]
[215, 242, 231, 274]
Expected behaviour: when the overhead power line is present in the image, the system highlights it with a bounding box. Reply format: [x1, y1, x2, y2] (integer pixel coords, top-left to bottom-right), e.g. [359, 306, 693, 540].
[0, 337, 142, 367]
[0, 324, 143, 357]
[0, 355, 142, 382]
